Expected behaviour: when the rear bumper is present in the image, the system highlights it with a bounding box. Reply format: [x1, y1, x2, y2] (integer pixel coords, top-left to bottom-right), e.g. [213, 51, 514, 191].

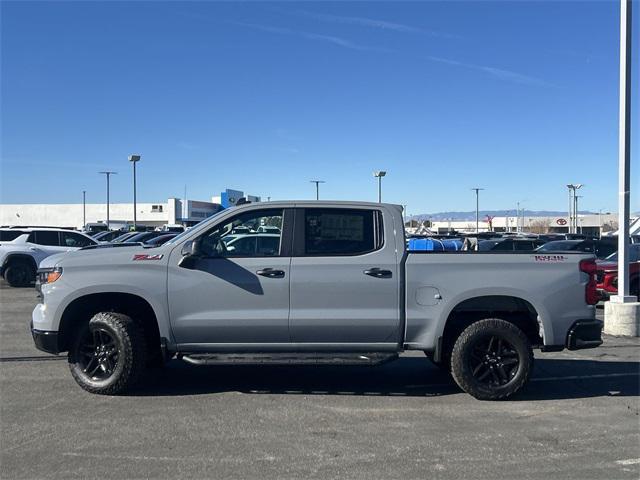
[31, 322, 60, 355]
[566, 319, 603, 350]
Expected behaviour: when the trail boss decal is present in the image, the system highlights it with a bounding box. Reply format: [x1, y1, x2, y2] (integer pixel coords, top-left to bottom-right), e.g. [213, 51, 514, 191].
[133, 254, 164, 261]
[534, 255, 568, 262]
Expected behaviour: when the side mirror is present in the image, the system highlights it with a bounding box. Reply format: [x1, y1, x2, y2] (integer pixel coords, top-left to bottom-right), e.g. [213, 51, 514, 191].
[181, 239, 201, 257]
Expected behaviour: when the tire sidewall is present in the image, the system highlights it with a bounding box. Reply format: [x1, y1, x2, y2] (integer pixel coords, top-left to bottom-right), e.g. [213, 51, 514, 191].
[68, 315, 132, 392]
[5, 263, 32, 287]
[452, 319, 533, 400]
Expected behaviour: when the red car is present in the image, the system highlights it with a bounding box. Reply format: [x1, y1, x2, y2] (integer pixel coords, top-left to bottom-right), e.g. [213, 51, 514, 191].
[596, 244, 640, 299]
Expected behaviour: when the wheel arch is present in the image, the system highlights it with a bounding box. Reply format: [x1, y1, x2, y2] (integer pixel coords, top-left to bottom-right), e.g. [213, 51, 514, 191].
[58, 292, 161, 356]
[2, 253, 37, 271]
[436, 294, 542, 362]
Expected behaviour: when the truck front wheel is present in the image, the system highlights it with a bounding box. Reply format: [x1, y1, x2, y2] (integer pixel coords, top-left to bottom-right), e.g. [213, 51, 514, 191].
[451, 318, 533, 400]
[68, 312, 147, 395]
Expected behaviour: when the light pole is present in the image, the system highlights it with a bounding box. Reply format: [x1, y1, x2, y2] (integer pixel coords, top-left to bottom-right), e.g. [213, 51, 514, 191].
[82, 190, 86, 229]
[129, 155, 141, 229]
[471, 188, 484, 234]
[566, 184, 583, 233]
[575, 195, 583, 233]
[309, 180, 325, 200]
[99, 171, 117, 229]
[516, 202, 520, 233]
[374, 171, 386, 203]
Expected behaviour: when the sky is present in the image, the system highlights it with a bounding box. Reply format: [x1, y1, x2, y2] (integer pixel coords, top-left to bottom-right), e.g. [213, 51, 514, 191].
[1, 0, 639, 215]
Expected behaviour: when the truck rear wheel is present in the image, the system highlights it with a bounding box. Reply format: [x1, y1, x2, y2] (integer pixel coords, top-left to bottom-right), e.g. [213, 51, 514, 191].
[451, 318, 533, 400]
[4, 262, 35, 287]
[68, 312, 147, 395]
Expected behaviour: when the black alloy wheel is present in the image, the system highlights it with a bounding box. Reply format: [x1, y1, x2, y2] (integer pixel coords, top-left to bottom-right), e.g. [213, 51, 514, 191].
[77, 328, 120, 381]
[468, 334, 519, 386]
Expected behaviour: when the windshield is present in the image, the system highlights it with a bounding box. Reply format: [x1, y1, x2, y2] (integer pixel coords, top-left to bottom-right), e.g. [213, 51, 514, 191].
[605, 244, 640, 262]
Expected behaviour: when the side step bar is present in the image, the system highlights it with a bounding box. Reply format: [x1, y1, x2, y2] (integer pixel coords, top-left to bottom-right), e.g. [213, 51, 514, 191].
[179, 352, 398, 366]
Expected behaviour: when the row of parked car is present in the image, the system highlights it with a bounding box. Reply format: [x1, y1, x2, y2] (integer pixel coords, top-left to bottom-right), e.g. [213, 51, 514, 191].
[0, 225, 184, 287]
[407, 232, 640, 299]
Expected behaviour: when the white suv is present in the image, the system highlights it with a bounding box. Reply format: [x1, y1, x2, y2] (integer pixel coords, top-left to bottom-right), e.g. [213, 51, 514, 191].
[0, 228, 97, 287]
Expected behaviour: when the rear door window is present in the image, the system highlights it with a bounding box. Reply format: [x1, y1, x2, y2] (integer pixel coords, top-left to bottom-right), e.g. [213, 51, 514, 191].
[301, 208, 382, 256]
[31, 231, 60, 246]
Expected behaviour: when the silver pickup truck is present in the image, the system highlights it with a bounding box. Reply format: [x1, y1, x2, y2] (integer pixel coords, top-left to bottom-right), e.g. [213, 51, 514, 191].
[31, 201, 603, 400]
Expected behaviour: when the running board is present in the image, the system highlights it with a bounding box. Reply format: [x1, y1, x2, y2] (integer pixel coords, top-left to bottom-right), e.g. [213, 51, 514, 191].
[179, 352, 398, 366]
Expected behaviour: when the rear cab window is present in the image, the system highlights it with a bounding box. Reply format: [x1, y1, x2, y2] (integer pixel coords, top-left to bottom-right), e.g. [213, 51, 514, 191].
[297, 208, 383, 256]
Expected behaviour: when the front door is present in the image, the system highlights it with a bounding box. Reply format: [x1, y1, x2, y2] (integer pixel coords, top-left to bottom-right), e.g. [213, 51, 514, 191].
[289, 207, 401, 346]
[168, 208, 292, 347]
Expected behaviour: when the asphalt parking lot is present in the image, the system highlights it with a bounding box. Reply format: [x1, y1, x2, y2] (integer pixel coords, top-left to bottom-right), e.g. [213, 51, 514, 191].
[1, 282, 638, 480]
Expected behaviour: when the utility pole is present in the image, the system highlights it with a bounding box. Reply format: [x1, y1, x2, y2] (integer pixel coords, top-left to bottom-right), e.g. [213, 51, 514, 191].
[567, 186, 573, 234]
[373, 171, 386, 203]
[129, 155, 141, 229]
[309, 180, 325, 200]
[99, 171, 117, 229]
[471, 188, 484, 234]
[82, 190, 86, 229]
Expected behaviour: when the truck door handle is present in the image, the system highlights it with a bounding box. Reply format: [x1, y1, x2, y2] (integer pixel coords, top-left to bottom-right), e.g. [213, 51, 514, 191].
[256, 268, 285, 278]
[364, 268, 392, 278]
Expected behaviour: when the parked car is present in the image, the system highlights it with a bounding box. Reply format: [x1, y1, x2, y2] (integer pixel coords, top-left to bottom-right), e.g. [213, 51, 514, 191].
[83, 223, 109, 235]
[92, 230, 124, 242]
[111, 232, 140, 243]
[32, 201, 601, 400]
[144, 234, 178, 246]
[0, 228, 97, 287]
[535, 239, 617, 259]
[596, 244, 640, 300]
[125, 231, 168, 244]
[478, 238, 545, 251]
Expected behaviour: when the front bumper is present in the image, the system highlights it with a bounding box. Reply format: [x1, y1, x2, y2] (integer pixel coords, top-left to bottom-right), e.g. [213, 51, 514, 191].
[31, 322, 60, 355]
[566, 319, 603, 350]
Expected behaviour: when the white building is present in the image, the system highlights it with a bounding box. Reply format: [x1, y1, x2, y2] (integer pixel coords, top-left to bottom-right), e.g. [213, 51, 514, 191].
[0, 188, 261, 230]
[416, 213, 621, 236]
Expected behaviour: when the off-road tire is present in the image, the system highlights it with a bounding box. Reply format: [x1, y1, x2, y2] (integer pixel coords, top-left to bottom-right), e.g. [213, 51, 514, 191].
[68, 312, 147, 395]
[4, 262, 35, 287]
[451, 318, 533, 400]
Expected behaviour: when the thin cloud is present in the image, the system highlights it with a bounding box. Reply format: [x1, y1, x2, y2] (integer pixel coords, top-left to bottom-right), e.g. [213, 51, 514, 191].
[289, 9, 459, 39]
[231, 22, 391, 52]
[426, 55, 555, 87]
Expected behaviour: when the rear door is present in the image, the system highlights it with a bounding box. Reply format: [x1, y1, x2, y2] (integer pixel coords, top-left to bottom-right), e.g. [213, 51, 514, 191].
[289, 207, 400, 346]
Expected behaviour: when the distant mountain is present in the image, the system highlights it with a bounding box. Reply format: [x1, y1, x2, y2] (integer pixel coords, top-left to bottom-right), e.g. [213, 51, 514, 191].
[408, 210, 596, 222]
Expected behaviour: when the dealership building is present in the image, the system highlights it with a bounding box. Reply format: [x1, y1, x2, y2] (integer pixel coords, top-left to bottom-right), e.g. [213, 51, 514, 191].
[0, 189, 260, 230]
[422, 213, 622, 236]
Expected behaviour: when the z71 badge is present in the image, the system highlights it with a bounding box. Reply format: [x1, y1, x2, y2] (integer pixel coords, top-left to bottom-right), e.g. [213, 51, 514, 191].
[133, 254, 164, 261]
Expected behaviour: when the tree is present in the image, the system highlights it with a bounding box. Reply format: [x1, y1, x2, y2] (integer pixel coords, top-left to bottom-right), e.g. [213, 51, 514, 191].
[529, 219, 549, 234]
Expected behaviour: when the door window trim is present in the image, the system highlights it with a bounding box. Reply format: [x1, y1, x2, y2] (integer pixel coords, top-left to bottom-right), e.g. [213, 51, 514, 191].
[292, 207, 384, 257]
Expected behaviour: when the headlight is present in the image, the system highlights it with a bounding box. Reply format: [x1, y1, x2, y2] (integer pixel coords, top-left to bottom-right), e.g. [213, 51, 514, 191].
[37, 267, 63, 285]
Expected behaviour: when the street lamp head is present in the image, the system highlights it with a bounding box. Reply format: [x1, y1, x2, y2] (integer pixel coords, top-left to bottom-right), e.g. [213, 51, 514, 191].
[374, 171, 386, 177]
[575, 184, 583, 189]
[128, 154, 141, 162]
